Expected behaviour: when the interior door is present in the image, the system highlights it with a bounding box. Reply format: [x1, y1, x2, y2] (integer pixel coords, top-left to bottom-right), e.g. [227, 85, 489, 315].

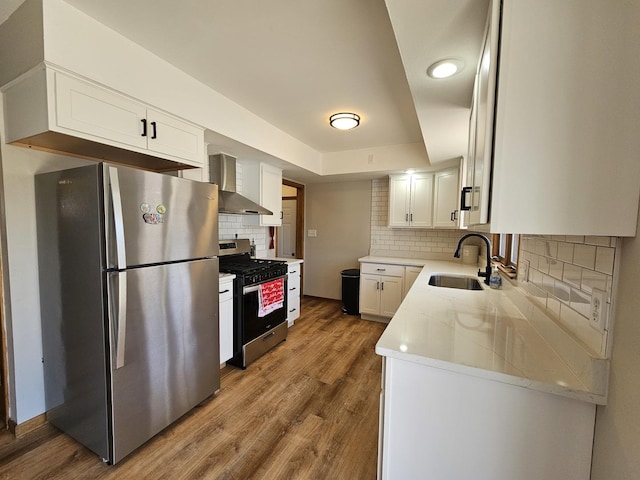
[278, 199, 297, 258]
[108, 258, 219, 463]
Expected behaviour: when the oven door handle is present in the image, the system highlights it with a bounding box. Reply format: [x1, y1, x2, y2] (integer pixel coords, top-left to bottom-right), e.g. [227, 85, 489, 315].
[242, 275, 288, 295]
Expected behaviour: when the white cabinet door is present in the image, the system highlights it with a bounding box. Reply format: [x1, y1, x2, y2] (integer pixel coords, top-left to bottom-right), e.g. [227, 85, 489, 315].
[410, 173, 434, 228]
[467, 0, 499, 226]
[53, 71, 204, 167]
[379, 276, 403, 318]
[146, 108, 204, 164]
[219, 280, 234, 364]
[242, 162, 283, 227]
[55, 72, 148, 150]
[403, 266, 422, 299]
[388, 174, 433, 228]
[260, 163, 283, 226]
[432, 167, 460, 228]
[359, 274, 382, 316]
[388, 175, 411, 227]
[360, 263, 405, 319]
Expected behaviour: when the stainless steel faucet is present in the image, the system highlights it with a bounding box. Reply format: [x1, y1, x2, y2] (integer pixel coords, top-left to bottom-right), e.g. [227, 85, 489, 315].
[454, 233, 492, 285]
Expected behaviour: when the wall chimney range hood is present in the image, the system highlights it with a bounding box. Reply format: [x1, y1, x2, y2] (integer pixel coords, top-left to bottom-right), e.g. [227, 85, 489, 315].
[209, 153, 273, 215]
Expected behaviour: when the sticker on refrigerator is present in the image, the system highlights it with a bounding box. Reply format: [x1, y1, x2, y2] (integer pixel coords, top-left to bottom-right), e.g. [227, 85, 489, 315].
[156, 204, 167, 214]
[140, 203, 151, 213]
[142, 213, 164, 224]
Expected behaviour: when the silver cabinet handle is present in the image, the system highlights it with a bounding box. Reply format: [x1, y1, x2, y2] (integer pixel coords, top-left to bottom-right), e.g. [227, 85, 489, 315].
[108, 167, 127, 270]
[219, 289, 230, 294]
[376, 268, 386, 272]
[381, 282, 384, 291]
[376, 281, 380, 290]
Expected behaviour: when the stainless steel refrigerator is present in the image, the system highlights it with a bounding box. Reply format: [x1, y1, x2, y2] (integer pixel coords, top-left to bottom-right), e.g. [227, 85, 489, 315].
[36, 163, 220, 464]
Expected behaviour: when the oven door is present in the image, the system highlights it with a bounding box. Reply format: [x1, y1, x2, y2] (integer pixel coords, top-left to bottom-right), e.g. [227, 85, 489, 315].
[242, 276, 288, 344]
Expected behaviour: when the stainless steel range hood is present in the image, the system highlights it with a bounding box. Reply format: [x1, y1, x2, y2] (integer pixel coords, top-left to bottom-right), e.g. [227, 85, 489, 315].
[209, 154, 273, 215]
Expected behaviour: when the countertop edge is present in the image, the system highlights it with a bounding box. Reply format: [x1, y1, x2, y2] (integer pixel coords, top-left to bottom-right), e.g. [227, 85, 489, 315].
[375, 345, 606, 405]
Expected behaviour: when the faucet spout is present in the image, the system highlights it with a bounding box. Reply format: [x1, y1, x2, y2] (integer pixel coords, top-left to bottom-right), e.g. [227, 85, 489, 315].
[454, 233, 492, 285]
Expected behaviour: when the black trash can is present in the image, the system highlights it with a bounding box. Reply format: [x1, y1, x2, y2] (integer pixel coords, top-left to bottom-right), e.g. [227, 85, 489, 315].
[341, 268, 360, 315]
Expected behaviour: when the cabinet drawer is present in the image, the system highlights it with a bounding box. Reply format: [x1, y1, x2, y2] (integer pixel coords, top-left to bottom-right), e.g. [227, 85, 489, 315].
[287, 295, 301, 320]
[361, 263, 404, 277]
[219, 283, 233, 302]
[288, 273, 301, 292]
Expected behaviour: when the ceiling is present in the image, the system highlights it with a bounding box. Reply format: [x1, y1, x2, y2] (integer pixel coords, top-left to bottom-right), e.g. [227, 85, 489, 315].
[1, 0, 489, 183]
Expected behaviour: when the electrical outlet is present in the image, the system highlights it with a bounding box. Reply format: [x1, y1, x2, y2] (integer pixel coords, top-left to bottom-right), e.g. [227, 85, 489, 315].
[590, 288, 608, 332]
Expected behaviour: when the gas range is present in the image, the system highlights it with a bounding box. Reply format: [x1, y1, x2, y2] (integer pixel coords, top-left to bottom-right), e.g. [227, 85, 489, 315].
[218, 254, 287, 286]
[218, 239, 288, 369]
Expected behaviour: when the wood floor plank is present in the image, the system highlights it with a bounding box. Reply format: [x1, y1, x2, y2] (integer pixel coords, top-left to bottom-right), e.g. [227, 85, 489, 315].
[0, 297, 386, 479]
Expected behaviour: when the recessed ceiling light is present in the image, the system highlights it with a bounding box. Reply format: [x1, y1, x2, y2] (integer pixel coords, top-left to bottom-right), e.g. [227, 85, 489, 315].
[427, 58, 465, 79]
[329, 112, 360, 130]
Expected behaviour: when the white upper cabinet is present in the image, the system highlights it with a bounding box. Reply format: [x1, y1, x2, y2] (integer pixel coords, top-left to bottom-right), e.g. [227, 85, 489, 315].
[432, 167, 461, 228]
[241, 162, 283, 227]
[3, 67, 205, 170]
[465, 0, 640, 236]
[388, 173, 434, 228]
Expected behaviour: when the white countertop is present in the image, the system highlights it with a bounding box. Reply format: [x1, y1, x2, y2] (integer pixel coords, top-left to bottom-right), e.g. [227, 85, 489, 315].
[219, 273, 235, 282]
[375, 260, 607, 404]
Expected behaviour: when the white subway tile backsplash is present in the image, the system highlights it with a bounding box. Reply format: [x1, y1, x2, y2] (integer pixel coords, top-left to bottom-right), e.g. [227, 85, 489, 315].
[538, 256, 551, 274]
[519, 234, 616, 357]
[573, 244, 596, 269]
[581, 269, 608, 294]
[570, 288, 591, 317]
[563, 263, 582, 289]
[548, 259, 563, 280]
[565, 235, 585, 243]
[557, 242, 574, 263]
[585, 236, 611, 247]
[595, 247, 615, 275]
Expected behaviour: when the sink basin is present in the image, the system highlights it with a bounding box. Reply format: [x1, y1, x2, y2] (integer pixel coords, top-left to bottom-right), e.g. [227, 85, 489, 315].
[428, 274, 483, 291]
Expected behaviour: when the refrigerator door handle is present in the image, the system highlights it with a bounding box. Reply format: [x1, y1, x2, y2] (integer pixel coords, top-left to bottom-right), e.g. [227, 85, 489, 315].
[108, 166, 127, 270]
[115, 271, 128, 369]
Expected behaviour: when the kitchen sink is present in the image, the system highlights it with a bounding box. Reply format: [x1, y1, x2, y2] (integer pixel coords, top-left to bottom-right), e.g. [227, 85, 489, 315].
[428, 274, 483, 291]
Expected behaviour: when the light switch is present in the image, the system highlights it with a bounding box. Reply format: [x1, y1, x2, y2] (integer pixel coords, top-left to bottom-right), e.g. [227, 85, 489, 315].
[308, 229, 317, 237]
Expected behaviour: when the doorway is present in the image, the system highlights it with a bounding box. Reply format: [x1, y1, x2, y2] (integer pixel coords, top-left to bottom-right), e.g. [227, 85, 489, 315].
[277, 179, 304, 261]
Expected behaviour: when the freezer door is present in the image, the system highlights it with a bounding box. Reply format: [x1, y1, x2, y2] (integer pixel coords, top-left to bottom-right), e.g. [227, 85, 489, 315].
[107, 258, 219, 464]
[104, 164, 218, 269]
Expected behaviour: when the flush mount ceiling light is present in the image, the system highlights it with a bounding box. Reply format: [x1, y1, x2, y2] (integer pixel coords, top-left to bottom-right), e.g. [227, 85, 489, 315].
[427, 58, 465, 79]
[329, 112, 360, 130]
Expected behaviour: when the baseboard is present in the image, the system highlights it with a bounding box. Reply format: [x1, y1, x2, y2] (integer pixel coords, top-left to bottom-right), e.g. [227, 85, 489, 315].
[8, 413, 47, 438]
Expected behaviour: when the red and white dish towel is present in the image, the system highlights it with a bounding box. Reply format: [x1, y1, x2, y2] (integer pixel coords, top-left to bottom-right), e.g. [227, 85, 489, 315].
[258, 278, 285, 317]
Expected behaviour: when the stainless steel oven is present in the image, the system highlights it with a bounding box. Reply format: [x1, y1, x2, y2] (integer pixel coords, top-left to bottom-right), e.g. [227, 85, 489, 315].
[219, 239, 288, 369]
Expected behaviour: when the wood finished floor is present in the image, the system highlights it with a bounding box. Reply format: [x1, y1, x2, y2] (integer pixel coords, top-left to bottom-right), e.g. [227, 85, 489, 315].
[0, 297, 386, 479]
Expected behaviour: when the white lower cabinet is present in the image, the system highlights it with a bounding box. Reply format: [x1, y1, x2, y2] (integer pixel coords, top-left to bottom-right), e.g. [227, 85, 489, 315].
[359, 263, 404, 321]
[219, 275, 234, 364]
[379, 356, 596, 480]
[402, 266, 422, 299]
[286, 260, 303, 327]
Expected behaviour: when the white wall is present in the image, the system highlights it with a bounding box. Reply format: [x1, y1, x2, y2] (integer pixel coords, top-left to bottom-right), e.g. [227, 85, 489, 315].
[591, 204, 640, 478]
[0, 100, 91, 422]
[304, 181, 371, 299]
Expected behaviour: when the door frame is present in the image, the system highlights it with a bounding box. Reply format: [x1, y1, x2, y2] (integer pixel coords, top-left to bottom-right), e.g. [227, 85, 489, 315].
[280, 179, 305, 295]
[280, 179, 305, 260]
